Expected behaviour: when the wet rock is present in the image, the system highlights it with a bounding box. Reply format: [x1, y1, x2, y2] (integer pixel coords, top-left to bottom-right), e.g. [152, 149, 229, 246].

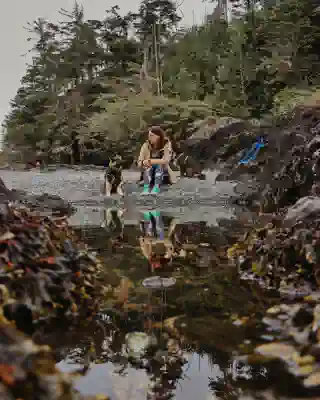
[255, 343, 297, 362]
[0, 201, 118, 399]
[19, 192, 75, 216]
[0, 323, 108, 400]
[303, 371, 320, 388]
[292, 306, 314, 328]
[285, 196, 320, 224]
[0, 177, 74, 216]
[125, 332, 157, 360]
[248, 295, 320, 390]
[0, 202, 118, 332]
[184, 118, 249, 167]
[185, 105, 320, 215]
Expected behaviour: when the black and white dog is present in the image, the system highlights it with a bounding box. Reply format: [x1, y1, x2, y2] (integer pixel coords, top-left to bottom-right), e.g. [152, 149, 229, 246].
[102, 155, 124, 196]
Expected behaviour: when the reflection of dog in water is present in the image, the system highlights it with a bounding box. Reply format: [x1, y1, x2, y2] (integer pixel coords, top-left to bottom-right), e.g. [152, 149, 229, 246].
[102, 155, 124, 196]
[101, 208, 125, 240]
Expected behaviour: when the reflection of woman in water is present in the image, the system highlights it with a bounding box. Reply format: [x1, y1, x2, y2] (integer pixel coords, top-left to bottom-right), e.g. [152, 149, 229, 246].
[139, 211, 174, 271]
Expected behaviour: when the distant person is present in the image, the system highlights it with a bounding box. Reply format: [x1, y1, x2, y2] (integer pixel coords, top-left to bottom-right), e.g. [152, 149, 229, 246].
[25, 160, 41, 170]
[137, 126, 174, 194]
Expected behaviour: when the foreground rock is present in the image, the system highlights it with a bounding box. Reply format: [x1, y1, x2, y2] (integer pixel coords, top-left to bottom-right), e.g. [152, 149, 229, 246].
[0, 203, 117, 334]
[285, 196, 320, 224]
[225, 196, 320, 395]
[0, 322, 109, 400]
[0, 177, 74, 216]
[0, 202, 122, 399]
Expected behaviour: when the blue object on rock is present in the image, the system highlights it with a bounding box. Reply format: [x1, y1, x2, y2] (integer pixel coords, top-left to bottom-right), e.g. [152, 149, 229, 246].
[238, 136, 265, 165]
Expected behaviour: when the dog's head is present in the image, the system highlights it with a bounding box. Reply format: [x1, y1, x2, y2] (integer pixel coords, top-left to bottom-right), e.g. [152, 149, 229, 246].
[105, 156, 123, 177]
[106, 155, 123, 170]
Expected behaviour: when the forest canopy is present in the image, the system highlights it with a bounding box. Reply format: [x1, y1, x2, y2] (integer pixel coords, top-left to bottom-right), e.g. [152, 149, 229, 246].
[3, 0, 320, 164]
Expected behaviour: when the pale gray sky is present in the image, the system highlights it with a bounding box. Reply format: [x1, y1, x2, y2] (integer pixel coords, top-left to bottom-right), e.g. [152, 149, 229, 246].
[0, 0, 213, 127]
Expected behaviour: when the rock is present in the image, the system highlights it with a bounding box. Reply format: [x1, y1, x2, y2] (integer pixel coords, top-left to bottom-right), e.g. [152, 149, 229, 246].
[186, 105, 320, 213]
[125, 332, 157, 360]
[303, 371, 320, 388]
[285, 196, 320, 224]
[171, 152, 204, 178]
[255, 342, 297, 362]
[20, 192, 75, 216]
[0, 177, 74, 216]
[187, 117, 245, 143]
[0, 177, 15, 202]
[0, 323, 102, 400]
[308, 135, 320, 152]
[184, 117, 249, 167]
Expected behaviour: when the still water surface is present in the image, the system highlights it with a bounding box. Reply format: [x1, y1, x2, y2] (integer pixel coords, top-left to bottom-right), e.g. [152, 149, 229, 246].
[1, 168, 274, 399]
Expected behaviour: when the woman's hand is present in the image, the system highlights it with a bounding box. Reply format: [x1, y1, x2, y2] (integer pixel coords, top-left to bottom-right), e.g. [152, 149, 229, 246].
[142, 159, 151, 168]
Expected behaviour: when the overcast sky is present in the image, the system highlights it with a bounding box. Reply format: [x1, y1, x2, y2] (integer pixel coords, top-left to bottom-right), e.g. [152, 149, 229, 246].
[0, 0, 213, 127]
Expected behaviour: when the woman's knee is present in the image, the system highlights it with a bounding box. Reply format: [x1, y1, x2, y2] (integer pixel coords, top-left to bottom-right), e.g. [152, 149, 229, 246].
[154, 166, 164, 176]
[144, 167, 153, 177]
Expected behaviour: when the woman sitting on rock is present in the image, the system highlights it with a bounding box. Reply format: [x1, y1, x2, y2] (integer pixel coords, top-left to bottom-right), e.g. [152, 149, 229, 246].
[137, 126, 174, 194]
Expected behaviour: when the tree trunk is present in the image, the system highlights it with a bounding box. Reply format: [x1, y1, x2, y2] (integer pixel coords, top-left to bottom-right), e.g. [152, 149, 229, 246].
[71, 134, 81, 164]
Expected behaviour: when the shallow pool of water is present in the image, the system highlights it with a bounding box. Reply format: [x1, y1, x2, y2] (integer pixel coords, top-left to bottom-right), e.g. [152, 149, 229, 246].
[50, 213, 277, 400]
[1, 168, 278, 399]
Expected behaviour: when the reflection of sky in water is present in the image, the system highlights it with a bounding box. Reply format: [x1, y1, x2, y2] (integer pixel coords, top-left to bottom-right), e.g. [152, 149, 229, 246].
[68, 205, 235, 228]
[57, 352, 223, 400]
[175, 353, 224, 400]
[57, 358, 149, 400]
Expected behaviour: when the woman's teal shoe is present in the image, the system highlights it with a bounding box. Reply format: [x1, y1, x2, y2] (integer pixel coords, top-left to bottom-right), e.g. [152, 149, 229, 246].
[142, 184, 150, 195]
[151, 184, 160, 194]
[143, 211, 152, 220]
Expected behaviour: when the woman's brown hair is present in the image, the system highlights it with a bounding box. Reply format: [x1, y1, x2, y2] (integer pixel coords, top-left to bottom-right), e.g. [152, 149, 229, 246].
[149, 126, 166, 149]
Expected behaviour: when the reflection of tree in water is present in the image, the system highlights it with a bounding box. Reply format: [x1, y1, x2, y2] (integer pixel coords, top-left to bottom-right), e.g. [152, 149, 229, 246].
[206, 350, 269, 400]
[51, 313, 187, 399]
[66, 214, 274, 399]
[37, 307, 270, 400]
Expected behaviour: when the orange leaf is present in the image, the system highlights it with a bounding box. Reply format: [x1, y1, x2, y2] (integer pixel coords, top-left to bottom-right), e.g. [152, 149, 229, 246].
[39, 257, 55, 264]
[0, 364, 15, 386]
